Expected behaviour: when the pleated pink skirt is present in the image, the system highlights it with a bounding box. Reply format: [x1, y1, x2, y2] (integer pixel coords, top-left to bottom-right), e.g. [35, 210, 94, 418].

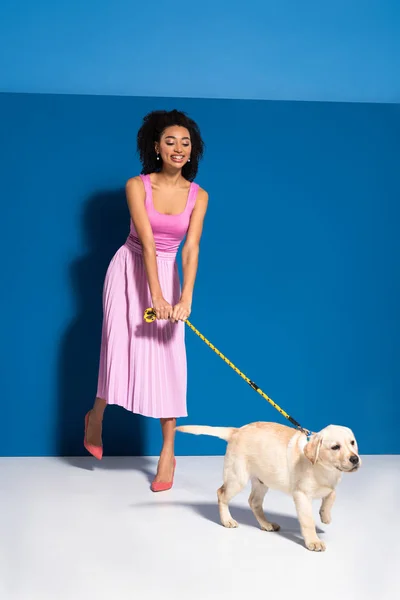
[96, 239, 187, 418]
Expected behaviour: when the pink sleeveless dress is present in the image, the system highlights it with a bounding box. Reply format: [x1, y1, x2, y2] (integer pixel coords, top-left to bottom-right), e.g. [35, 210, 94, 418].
[96, 174, 199, 418]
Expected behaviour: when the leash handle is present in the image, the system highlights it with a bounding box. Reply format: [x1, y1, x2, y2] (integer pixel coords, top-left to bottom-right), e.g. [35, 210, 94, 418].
[143, 307, 311, 437]
[144, 307, 162, 323]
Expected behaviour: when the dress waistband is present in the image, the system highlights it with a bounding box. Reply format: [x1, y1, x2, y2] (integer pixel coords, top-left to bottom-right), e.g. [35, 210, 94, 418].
[124, 235, 177, 262]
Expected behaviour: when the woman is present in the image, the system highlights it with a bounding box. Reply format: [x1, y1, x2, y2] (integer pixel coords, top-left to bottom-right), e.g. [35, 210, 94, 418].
[83, 109, 208, 491]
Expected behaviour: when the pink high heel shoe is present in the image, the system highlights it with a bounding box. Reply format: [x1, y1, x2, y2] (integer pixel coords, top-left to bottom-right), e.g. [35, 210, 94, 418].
[151, 458, 176, 492]
[84, 411, 103, 460]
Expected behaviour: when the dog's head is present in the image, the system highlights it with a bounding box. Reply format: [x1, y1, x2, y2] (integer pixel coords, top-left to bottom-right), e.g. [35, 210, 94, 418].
[304, 425, 361, 473]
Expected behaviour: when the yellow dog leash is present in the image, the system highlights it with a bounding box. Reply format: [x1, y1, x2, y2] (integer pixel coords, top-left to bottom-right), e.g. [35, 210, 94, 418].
[144, 308, 312, 438]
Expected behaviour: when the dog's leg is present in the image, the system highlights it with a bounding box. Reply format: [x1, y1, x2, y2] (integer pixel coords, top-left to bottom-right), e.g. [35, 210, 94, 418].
[217, 457, 248, 529]
[293, 491, 326, 552]
[319, 490, 336, 525]
[217, 480, 246, 528]
[249, 478, 280, 532]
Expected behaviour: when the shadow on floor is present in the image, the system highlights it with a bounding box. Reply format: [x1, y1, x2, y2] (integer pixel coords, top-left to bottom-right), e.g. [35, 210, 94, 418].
[131, 499, 325, 547]
[63, 455, 156, 484]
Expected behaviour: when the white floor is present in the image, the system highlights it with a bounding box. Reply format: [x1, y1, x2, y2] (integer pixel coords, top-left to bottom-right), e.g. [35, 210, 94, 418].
[0, 455, 399, 600]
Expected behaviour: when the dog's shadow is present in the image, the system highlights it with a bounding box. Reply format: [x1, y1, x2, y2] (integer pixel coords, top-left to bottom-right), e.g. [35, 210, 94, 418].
[132, 500, 324, 547]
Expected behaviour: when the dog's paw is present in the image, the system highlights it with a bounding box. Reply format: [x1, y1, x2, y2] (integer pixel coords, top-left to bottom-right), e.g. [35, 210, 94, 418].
[222, 518, 239, 529]
[261, 522, 280, 532]
[306, 538, 326, 552]
[319, 510, 331, 525]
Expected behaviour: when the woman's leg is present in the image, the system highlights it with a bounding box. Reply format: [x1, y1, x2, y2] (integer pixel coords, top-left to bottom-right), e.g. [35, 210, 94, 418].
[154, 417, 176, 482]
[86, 397, 107, 447]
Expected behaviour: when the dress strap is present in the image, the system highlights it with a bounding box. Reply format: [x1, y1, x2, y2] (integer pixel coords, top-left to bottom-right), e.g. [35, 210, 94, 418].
[139, 174, 151, 208]
[187, 182, 200, 214]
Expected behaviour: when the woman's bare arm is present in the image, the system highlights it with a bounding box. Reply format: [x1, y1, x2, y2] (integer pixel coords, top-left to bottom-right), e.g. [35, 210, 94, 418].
[126, 177, 172, 319]
[172, 188, 209, 322]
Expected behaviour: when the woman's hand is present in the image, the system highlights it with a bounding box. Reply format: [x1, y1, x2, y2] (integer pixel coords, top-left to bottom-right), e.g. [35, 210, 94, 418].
[171, 299, 191, 323]
[152, 296, 173, 320]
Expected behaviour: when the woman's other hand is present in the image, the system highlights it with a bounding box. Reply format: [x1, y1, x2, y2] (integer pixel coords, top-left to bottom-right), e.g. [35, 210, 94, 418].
[171, 299, 191, 323]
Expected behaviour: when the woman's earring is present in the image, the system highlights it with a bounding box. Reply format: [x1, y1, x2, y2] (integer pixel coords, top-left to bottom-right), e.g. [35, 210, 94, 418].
[188, 157, 191, 162]
[156, 153, 160, 161]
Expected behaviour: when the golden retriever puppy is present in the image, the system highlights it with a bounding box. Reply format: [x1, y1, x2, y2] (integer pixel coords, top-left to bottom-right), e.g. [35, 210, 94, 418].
[176, 422, 361, 551]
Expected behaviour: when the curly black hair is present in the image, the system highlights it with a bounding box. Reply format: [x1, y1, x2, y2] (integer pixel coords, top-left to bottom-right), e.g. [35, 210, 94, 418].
[136, 109, 205, 181]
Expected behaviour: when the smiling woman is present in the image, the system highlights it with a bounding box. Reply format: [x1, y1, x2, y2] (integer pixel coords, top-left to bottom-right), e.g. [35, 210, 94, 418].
[83, 109, 209, 491]
[137, 109, 204, 181]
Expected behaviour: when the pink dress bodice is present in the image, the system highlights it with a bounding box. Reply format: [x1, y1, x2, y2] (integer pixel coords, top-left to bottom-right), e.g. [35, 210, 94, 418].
[127, 174, 199, 257]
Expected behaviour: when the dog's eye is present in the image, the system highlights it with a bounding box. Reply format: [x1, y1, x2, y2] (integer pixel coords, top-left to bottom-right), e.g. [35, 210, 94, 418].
[351, 441, 355, 446]
[331, 444, 340, 451]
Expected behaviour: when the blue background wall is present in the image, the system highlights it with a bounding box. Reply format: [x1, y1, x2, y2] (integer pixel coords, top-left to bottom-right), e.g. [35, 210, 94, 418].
[0, 0, 399, 103]
[1, 2, 399, 456]
[1, 93, 399, 456]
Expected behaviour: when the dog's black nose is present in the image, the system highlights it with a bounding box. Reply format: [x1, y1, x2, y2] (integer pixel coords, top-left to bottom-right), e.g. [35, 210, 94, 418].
[349, 455, 359, 465]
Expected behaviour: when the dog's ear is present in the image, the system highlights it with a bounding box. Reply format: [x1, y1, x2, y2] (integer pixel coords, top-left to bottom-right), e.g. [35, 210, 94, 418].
[304, 434, 323, 465]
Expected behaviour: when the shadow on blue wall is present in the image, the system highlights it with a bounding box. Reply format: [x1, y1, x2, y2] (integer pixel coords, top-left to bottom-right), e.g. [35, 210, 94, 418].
[57, 188, 148, 460]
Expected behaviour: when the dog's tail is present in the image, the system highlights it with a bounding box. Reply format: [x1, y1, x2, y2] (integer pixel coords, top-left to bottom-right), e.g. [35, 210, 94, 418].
[176, 425, 237, 442]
